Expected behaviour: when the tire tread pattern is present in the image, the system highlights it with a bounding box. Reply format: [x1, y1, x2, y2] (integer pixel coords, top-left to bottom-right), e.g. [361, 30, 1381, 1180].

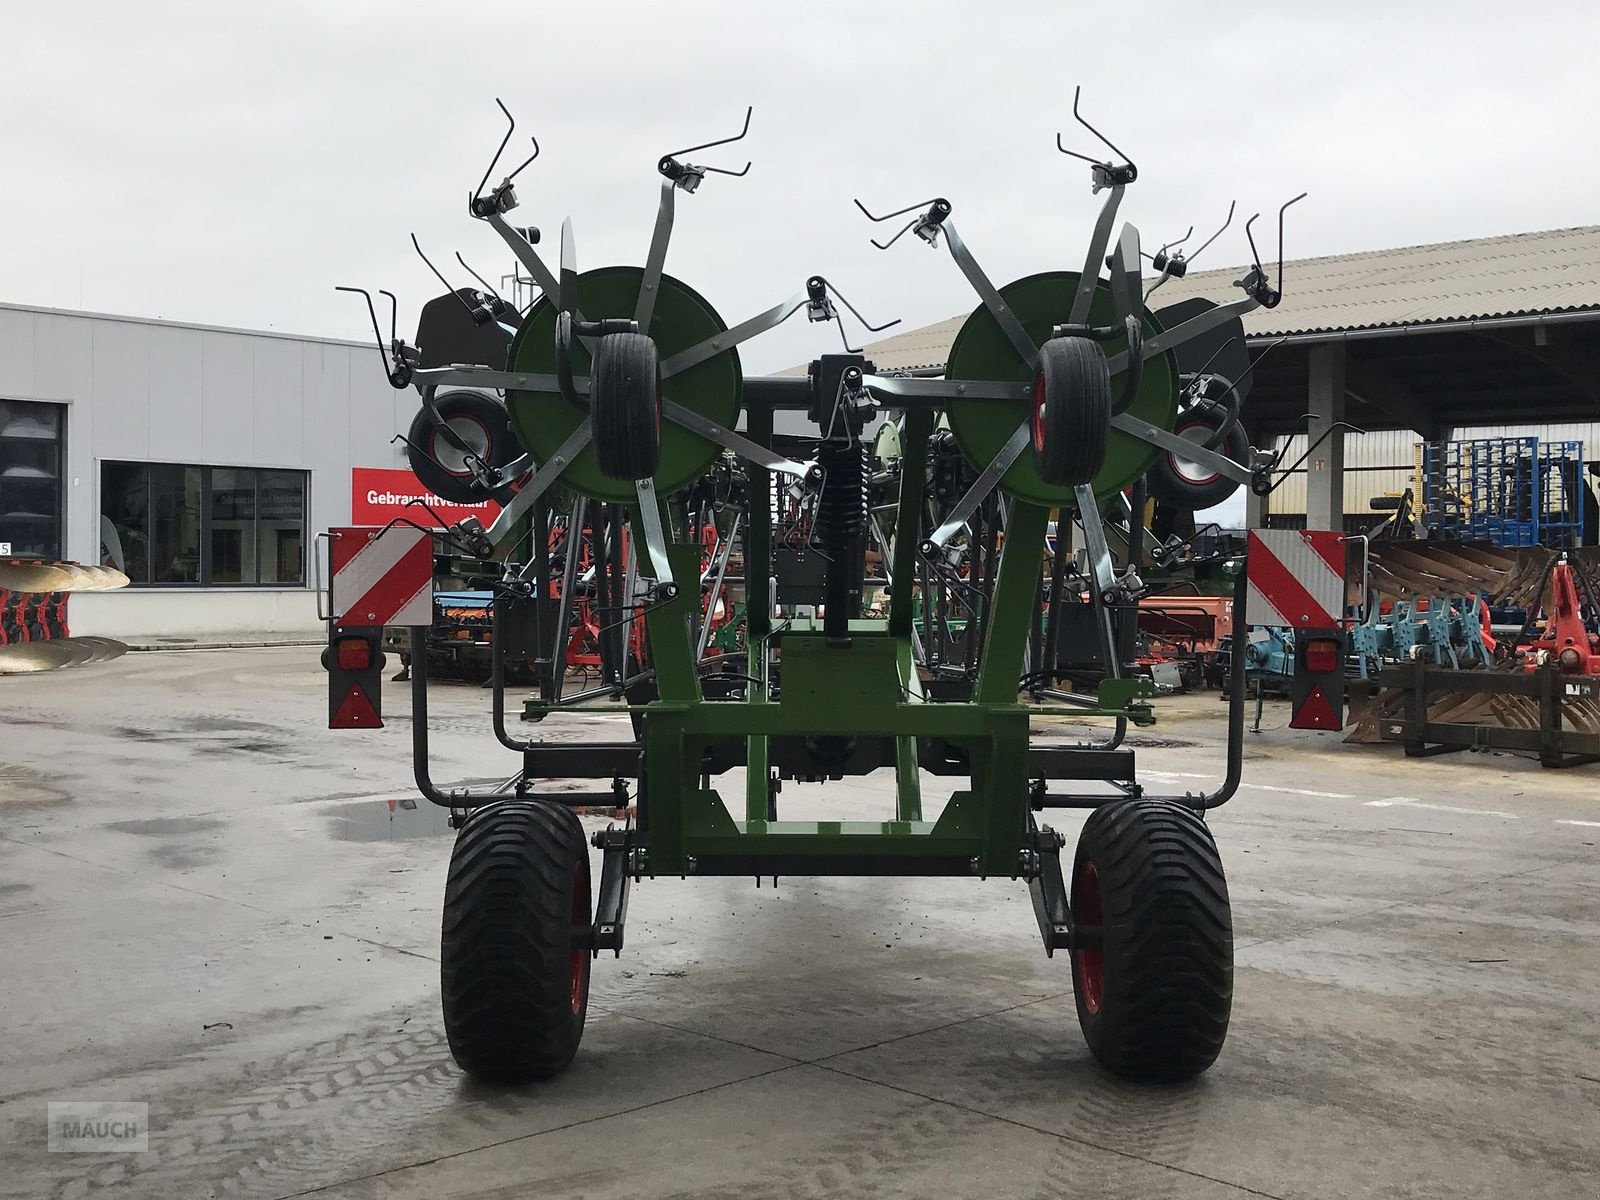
[592, 332, 660, 480]
[1033, 336, 1112, 487]
[440, 800, 589, 1083]
[1072, 799, 1232, 1082]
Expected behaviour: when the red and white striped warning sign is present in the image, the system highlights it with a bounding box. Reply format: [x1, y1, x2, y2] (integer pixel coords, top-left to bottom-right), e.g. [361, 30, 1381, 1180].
[329, 526, 433, 627]
[1246, 530, 1347, 629]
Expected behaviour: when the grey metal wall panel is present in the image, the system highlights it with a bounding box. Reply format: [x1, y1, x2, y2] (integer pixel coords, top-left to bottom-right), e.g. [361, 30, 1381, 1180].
[89, 320, 150, 461]
[301, 342, 354, 541]
[199, 331, 254, 464]
[30, 313, 92, 405]
[251, 336, 304, 466]
[0, 309, 35, 397]
[145, 324, 205, 463]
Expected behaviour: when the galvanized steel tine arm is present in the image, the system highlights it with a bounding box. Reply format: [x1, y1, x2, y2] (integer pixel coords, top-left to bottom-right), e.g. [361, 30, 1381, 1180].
[922, 423, 1032, 553]
[1068, 183, 1126, 326]
[942, 220, 1039, 368]
[483, 211, 561, 303]
[481, 420, 594, 547]
[1102, 291, 1262, 376]
[407, 366, 588, 395]
[659, 399, 814, 479]
[1108, 410, 1254, 485]
[864, 377, 1031, 403]
[632, 477, 675, 589]
[1074, 484, 1119, 599]
[635, 178, 677, 331]
[658, 290, 810, 379]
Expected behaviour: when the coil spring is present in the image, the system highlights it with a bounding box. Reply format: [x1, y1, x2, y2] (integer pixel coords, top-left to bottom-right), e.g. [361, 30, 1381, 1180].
[815, 441, 867, 554]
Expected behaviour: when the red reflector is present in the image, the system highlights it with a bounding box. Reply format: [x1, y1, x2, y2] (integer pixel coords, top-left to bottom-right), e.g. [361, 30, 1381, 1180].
[1303, 639, 1341, 673]
[1290, 683, 1343, 731]
[331, 683, 382, 729]
[336, 637, 372, 671]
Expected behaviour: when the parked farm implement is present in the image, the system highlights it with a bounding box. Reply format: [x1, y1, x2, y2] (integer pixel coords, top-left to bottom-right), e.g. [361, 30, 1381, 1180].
[323, 97, 1307, 1082]
[1346, 543, 1600, 766]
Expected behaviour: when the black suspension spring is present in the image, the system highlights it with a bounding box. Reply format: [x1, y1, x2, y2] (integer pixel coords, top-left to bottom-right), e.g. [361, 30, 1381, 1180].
[816, 440, 868, 645]
[816, 441, 867, 550]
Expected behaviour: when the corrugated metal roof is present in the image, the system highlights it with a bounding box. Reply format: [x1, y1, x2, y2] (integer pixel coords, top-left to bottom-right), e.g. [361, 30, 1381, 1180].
[855, 225, 1600, 372]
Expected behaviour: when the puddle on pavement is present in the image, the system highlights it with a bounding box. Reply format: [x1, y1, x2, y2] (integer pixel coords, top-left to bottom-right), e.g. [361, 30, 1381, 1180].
[105, 816, 225, 836]
[325, 797, 455, 841]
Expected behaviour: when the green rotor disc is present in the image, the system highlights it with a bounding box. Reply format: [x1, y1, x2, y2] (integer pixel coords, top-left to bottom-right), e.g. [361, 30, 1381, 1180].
[505, 265, 741, 503]
[942, 270, 1178, 505]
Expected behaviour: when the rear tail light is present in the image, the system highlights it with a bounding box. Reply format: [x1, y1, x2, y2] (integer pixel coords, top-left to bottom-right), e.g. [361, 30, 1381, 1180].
[1303, 638, 1341, 673]
[336, 636, 373, 671]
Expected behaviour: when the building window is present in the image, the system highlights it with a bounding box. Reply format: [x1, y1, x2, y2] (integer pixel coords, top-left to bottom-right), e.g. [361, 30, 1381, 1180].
[0, 399, 65, 561]
[100, 462, 307, 586]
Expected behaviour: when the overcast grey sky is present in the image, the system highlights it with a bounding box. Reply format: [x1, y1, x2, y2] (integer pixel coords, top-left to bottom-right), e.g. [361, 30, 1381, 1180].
[5, 0, 1598, 384]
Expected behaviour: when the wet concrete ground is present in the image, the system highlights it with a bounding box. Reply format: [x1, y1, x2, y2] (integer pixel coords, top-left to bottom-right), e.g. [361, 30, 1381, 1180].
[1, 648, 1597, 1198]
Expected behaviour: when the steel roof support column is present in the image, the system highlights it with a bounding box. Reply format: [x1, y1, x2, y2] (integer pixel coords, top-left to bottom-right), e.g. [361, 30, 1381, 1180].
[1306, 342, 1347, 532]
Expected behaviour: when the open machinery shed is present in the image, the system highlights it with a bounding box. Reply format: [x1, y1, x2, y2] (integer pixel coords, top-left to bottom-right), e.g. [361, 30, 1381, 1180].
[859, 225, 1600, 535]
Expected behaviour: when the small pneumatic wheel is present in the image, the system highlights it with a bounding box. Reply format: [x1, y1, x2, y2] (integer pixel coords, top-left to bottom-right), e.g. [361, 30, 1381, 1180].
[1070, 799, 1232, 1082]
[591, 332, 661, 481]
[1031, 336, 1111, 487]
[440, 800, 593, 1083]
[1144, 398, 1248, 510]
[406, 390, 518, 505]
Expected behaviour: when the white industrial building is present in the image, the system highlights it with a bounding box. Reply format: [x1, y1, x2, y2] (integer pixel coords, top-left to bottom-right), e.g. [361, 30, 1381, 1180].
[0, 302, 414, 641]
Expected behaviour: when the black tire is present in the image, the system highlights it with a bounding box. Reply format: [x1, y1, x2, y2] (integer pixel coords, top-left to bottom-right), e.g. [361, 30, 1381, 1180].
[1031, 336, 1111, 487]
[407, 390, 517, 505]
[591, 332, 660, 481]
[1145, 399, 1248, 511]
[1070, 799, 1232, 1081]
[441, 800, 592, 1083]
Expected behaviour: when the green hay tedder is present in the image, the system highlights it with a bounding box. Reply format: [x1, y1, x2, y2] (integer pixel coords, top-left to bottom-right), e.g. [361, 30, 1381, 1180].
[325, 95, 1300, 1084]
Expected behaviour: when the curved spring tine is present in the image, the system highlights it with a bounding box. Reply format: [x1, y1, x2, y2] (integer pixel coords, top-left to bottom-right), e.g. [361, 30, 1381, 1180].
[1056, 85, 1137, 173]
[1275, 192, 1308, 294]
[661, 105, 753, 173]
[377, 289, 399, 343]
[1189, 201, 1235, 265]
[473, 98, 540, 206]
[454, 252, 503, 301]
[1243, 211, 1265, 275]
[869, 215, 921, 251]
[474, 99, 516, 202]
[853, 196, 943, 224]
[411, 233, 477, 319]
[823, 279, 901, 333]
[334, 285, 391, 371]
[1157, 225, 1193, 258]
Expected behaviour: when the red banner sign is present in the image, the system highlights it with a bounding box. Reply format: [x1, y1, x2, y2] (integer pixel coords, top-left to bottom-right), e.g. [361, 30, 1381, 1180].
[350, 467, 500, 528]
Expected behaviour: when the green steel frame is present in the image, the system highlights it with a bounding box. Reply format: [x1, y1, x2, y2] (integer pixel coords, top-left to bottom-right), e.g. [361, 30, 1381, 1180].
[518, 398, 1152, 879]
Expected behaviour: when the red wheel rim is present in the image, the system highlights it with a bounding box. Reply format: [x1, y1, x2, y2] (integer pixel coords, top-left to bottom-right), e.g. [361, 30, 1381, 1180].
[1167, 419, 1223, 486]
[569, 859, 590, 1016]
[1073, 860, 1105, 1016]
[1032, 372, 1048, 453]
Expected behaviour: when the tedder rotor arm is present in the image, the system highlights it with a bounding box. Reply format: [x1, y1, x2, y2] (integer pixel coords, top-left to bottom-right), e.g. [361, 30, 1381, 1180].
[481, 420, 595, 547]
[660, 400, 814, 480]
[922, 220, 1145, 555]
